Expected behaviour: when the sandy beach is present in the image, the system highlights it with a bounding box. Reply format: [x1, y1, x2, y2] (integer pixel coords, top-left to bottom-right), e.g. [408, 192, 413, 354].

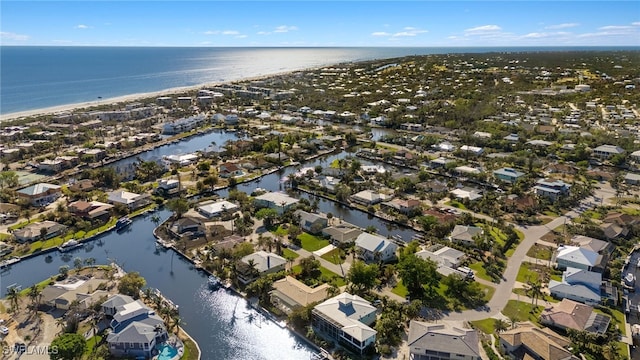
[0, 68, 316, 123]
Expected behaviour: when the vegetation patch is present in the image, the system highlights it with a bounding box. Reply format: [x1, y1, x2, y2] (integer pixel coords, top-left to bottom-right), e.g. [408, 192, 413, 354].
[282, 248, 299, 260]
[516, 262, 547, 283]
[469, 262, 493, 282]
[502, 300, 544, 324]
[297, 233, 329, 252]
[391, 281, 409, 298]
[526, 244, 553, 261]
[471, 318, 497, 334]
[320, 247, 345, 264]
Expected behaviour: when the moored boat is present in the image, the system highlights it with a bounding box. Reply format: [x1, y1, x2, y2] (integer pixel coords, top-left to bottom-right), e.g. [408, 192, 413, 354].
[58, 239, 82, 252]
[115, 216, 133, 231]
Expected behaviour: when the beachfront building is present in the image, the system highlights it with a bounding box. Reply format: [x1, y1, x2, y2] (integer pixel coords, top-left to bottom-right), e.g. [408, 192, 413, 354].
[162, 114, 206, 135]
[16, 183, 62, 206]
[312, 293, 377, 354]
[408, 321, 481, 360]
[253, 192, 300, 215]
[237, 251, 286, 284]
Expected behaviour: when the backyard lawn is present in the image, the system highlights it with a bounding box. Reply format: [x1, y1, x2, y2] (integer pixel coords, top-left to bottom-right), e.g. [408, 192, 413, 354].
[471, 318, 499, 334]
[469, 262, 493, 282]
[320, 247, 345, 264]
[526, 244, 553, 261]
[392, 281, 409, 298]
[502, 300, 544, 324]
[282, 248, 299, 260]
[291, 264, 346, 287]
[298, 233, 330, 252]
[516, 262, 548, 283]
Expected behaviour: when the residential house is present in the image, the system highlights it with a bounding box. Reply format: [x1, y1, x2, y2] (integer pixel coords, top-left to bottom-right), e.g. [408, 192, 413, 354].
[449, 225, 483, 246]
[548, 267, 602, 305]
[624, 173, 640, 185]
[540, 299, 611, 335]
[68, 179, 97, 193]
[197, 200, 239, 218]
[428, 157, 455, 169]
[408, 321, 481, 360]
[315, 175, 340, 193]
[13, 221, 67, 243]
[570, 235, 612, 256]
[254, 192, 300, 215]
[219, 162, 244, 178]
[170, 217, 203, 237]
[294, 210, 328, 234]
[355, 232, 398, 263]
[312, 293, 377, 354]
[381, 198, 421, 215]
[69, 200, 114, 221]
[499, 322, 577, 360]
[107, 189, 152, 210]
[350, 190, 386, 206]
[450, 187, 483, 201]
[505, 194, 538, 213]
[533, 179, 571, 202]
[156, 179, 181, 196]
[102, 294, 135, 317]
[592, 144, 625, 159]
[459, 145, 484, 156]
[104, 297, 168, 359]
[493, 168, 525, 184]
[322, 225, 363, 245]
[40, 277, 108, 310]
[416, 246, 466, 268]
[16, 183, 62, 206]
[553, 245, 602, 272]
[238, 251, 286, 284]
[270, 276, 330, 314]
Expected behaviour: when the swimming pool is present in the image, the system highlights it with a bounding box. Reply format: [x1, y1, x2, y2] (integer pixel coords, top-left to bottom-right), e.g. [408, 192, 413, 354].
[156, 343, 178, 360]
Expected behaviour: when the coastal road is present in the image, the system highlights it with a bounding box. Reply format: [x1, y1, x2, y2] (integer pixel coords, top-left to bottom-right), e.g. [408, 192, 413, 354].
[442, 183, 616, 322]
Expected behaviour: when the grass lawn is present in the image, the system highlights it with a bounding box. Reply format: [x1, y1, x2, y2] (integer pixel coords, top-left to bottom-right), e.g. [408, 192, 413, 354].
[512, 288, 559, 303]
[505, 248, 516, 257]
[502, 300, 544, 324]
[291, 265, 346, 287]
[469, 262, 493, 282]
[479, 283, 496, 302]
[19, 276, 54, 296]
[83, 335, 104, 357]
[181, 334, 200, 360]
[320, 247, 345, 265]
[272, 225, 289, 237]
[595, 307, 627, 336]
[282, 248, 299, 260]
[487, 226, 507, 248]
[516, 262, 547, 283]
[392, 281, 409, 298]
[471, 318, 497, 334]
[526, 244, 553, 261]
[445, 200, 467, 210]
[297, 233, 330, 252]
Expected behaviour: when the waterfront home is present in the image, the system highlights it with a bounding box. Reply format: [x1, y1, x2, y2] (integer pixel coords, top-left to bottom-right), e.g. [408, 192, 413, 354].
[69, 200, 114, 221]
[16, 182, 61, 206]
[312, 293, 377, 354]
[170, 217, 203, 237]
[162, 114, 206, 134]
[197, 200, 239, 218]
[102, 294, 135, 316]
[270, 276, 330, 314]
[533, 179, 571, 202]
[354, 232, 398, 263]
[164, 153, 199, 166]
[322, 225, 363, 245]
[493, 167, 525, 184]
[38, 156, 79, 173]
[540, 299, 611, 336]
[381, 198, 421, 215]
[350, 190, 386, 206]
[156, 179, 181, 196]
[553, 245, 602, 272]
[499, 322, 576, 360]
[592, 144, 625, 159]
[449, 225, 483, 246]
[548, 267, 602, 305]
[107, 189, 152, 210]
[450, 187, 483, 201]
[13, 220, 67, 243]
[104, 296, 168, 359]
[253, 192, 300, 215]
[428, 156, 455, 169]
[408, 321, 480, 360]
[41, 277, 108, 310]
[314, 175, 340, 193]
[238, 251, 286, 284]
[294, 210, 328, 234]
[219, 162, 244, 178]
[68, 179, 97, 193]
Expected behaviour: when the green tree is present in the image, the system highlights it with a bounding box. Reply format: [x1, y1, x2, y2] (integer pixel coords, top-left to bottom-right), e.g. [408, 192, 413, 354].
[166, 198, 189, 219]
[50, 333, 86, 360]
[298, 256, 321, 279]
[397, 254, 439, 299]
[6, 286, 20, 313]
[255, 208, 279, 229]
[0, 171, 19, 189]
[346, 261, 379, 296]
[117, 272, 146, 299]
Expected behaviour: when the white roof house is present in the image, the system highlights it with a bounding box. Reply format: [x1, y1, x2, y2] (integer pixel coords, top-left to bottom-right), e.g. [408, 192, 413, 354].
[254, 192, 300, 214]
[312, 293, 377, 354]
[355, 232, 398, 263]
[197, 200, 239, 218]
[240, 251, 286, 274]
[593, 144, 625, 159]
[107, 189, 150, 209]
[555, 245, 601, 272]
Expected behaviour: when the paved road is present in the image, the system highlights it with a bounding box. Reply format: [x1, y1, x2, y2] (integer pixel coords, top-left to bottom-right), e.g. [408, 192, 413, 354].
[443, 183, 616, 321]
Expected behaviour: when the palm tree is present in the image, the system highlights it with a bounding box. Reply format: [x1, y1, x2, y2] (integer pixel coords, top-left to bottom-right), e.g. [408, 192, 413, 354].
[525, 280, 543, 307]
[494, 319, 509, 334]
[6, 286, 20, 313]
[28, 284, 42, 313]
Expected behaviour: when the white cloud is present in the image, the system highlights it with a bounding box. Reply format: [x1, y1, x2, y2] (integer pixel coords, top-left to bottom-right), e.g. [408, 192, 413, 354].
[465, 25, 501, 33]
[204, 30, 243, 36]
[257, 31, 270, 35]
[274, 25, 298, 33]
[75, 24, 90, 29]
[204, 30, 220, 35]
[598, 25, 633, 31]
[393, 27, 428, 37]
[222, 30, 240, 35]
[545, 23, 579, 29]
[371, 32, 391, 36]
[523, 32, 547, 39]
[0, 31, 29, 41]
[235, 35, 248, 39]
[633, 22, 640, 26]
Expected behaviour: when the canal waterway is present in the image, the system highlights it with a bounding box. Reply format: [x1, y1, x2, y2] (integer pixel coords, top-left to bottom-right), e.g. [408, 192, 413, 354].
[4, 125, 415, 359]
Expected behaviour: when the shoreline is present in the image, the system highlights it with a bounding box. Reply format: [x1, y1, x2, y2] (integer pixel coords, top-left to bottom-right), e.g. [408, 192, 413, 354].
[0, 66, 326, 122]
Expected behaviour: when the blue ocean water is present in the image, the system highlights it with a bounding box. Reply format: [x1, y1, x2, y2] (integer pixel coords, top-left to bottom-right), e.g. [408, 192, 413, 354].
[0, 46, 635, 115]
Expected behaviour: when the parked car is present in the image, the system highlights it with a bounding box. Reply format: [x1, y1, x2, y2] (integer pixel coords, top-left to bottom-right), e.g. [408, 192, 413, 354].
[0, 326, 9, 335]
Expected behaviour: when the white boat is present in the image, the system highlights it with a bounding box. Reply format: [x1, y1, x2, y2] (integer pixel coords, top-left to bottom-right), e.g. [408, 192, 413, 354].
[58, 239, 82, 252]
[0, 257, 21, 268]
[115, 216, 133, 231]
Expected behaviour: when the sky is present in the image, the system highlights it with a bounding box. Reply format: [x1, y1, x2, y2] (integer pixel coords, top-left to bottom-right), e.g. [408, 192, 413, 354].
[1, 1, 639, 47]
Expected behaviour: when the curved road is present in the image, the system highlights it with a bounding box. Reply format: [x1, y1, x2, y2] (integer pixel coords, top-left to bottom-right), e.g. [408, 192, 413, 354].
[443, 183, 615, 321]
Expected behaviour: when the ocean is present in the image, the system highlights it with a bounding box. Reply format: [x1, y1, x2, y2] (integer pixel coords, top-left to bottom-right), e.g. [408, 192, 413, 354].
[1, 46, 635, 115]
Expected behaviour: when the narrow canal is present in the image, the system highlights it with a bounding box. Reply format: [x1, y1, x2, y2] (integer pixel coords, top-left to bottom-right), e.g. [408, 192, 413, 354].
[4, 125, 415, 359]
